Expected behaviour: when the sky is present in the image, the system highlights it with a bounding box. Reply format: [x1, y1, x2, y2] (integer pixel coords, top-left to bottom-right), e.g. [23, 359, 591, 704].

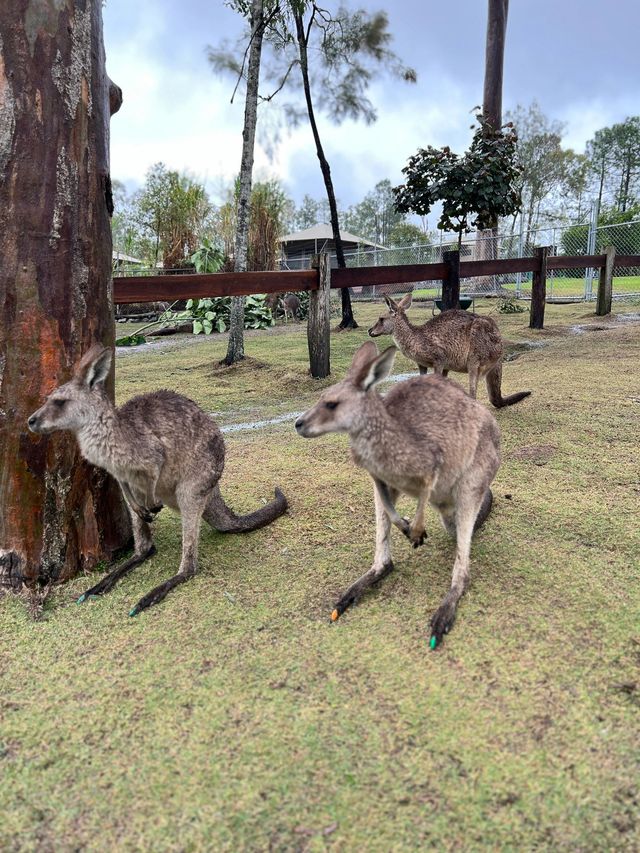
[103, 0, 640, 217]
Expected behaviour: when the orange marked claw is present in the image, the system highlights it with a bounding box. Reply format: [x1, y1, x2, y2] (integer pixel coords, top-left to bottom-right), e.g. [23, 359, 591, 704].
[331, 609, 340, 622]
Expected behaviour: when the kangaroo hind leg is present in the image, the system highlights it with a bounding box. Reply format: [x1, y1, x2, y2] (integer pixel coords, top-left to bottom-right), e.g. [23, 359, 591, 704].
[78, 510, 156, 603]
[129, 485, 208, 616]
[332, 483, 397, 619]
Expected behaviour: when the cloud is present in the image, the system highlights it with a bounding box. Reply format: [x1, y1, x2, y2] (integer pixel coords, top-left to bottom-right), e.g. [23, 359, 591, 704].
[104, 0, 640, 211]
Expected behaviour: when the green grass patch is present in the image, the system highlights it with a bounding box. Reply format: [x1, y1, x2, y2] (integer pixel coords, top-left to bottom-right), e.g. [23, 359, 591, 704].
[2, 300, 640, 850]
[410, 274, 640, 300]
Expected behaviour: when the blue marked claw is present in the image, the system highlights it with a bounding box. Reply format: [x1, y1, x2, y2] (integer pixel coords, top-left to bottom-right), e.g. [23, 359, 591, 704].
[77, 594, 86, 604]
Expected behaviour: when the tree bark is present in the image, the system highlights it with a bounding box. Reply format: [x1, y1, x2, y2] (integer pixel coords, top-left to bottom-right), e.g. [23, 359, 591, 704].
[481, 0, 509, 290]
[0, 0, 131, 590]
[293, 10, 357, 331]
[222, 0, 265, 366]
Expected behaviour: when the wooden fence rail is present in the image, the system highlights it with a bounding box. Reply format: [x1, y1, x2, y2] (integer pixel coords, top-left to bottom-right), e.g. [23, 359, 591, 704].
[113, 249, 640, 378]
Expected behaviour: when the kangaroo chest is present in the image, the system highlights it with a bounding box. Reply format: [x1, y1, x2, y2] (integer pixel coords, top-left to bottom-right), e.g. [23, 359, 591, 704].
[350, 443, 427, 498]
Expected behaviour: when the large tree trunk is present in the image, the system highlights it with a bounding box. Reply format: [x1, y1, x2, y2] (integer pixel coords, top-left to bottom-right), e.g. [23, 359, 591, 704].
[0, 0, 131, 591]
[222, 0, 265, 366]
[294, 10, 357, 331]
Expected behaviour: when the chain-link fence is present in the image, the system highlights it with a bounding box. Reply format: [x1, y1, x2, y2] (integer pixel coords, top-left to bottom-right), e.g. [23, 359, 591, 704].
[287, 216, 640, 302]
[114, 217, 640, 304]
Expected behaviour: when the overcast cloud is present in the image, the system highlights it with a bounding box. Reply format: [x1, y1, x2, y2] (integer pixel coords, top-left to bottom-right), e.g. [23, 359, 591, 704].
[103, 0, 640, 214]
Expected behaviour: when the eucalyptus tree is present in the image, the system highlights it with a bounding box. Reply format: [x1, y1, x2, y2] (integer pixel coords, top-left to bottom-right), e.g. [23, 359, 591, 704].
[211, 2, 414, 330]
[506, 102, 566, 234]
[590, 117, 640, 214]
[264, 2, 416, 329]
[209, 0, 273, 364]
[344, 180, 405, 246]
[0, 0, 130, 591]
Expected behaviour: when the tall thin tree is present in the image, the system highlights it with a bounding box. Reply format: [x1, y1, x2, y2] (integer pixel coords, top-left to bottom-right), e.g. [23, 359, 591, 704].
[221, 0, 267, 365]
[291, 4, 355, 327]
[480, 0, 509, 277]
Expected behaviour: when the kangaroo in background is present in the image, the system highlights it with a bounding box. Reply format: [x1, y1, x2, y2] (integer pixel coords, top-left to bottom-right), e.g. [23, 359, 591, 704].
[282, 292, 301, 323]
[368, 293, 531, 408]
[28, 345, 288, 616]
[295, 341, 501, 647]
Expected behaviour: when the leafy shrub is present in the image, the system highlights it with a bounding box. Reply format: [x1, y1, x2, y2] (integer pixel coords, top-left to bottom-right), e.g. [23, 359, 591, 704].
[497, 295, 526, 314]
[172, 295, 275, 334]
[190, 237, 225, 273]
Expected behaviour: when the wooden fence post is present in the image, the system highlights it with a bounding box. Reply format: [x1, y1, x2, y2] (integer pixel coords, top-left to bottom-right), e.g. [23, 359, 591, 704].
[308, 253, 331, 378]
[529, 246, 549, 329]
[442, 251, 460, 310]
[596, 245, 615, 316]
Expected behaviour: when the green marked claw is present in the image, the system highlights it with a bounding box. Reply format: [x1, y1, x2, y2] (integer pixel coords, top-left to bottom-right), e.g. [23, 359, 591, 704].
[77, 594, 86, 604]
[429, 635, 437, 650]
[129, 607, 139, 618]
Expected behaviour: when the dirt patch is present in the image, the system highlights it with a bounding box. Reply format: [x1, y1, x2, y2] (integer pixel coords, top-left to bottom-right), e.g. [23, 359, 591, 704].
[510, 444, 557, 465]
[503, 340, 547, 362]
[207, 356, 271, 377]
[570, 324, 612, 335]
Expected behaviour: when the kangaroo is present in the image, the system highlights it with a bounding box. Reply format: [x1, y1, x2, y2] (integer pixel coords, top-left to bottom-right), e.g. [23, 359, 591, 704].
[28, 345, 288, 616]
[295, 341, 501, 647]
[282, 293, 301, 323]
[368, 292, 531, 408]
[264, 292, 280, 315]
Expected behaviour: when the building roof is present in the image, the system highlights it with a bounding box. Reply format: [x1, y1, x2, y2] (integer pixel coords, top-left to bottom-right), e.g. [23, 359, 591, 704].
[280, 223, 383, 249]
[112, 250, 144, 264]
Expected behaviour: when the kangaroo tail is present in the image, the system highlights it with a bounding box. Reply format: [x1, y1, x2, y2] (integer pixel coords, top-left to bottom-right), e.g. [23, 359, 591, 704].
[473, 488, 493, 533]
[486, 362, 531, 408]
[203, 485, 288, 533]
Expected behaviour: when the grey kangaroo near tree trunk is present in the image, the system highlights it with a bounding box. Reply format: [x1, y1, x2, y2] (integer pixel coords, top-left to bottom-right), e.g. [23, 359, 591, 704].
[295, 342, 501, 647]
[368, 293, 531, 408]
[28, 346, 288, 616]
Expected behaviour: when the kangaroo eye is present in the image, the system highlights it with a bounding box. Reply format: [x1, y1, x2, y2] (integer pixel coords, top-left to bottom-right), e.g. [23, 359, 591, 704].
[53, 399, 67, 409]
[324, 401, 339, 411]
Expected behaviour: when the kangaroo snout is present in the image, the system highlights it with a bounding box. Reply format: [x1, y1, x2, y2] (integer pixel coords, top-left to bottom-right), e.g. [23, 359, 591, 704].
[27, 411, 43, 433]
[294, 416, 307, 435]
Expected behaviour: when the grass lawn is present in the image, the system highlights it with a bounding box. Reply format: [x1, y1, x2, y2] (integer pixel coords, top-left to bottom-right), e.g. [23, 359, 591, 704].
[1, 300, 639, 850]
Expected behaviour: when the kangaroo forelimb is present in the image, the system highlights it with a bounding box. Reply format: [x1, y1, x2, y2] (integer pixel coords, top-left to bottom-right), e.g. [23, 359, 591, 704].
[374, 478, 427, 548]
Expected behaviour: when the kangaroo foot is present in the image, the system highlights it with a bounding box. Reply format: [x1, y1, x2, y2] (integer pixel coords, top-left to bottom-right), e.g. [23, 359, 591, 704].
[77, 545, 157, 603]
[429, 598, 458, 649]
[135, 505, 162, 523]
[331, 561, 394, 621]
[397, 518, 426, 549]
[129, 570, 193, 617]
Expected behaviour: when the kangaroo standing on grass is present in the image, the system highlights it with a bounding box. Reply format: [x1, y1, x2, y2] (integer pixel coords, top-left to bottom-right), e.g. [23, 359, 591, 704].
[295, 341, 501, 647]
[368, 293, 531, 408]
[282, 293, 301, 323]
[28, 345, 288, 616]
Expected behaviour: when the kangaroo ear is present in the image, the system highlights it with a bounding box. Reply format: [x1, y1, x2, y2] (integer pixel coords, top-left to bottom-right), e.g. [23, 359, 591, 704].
[398, 291, 413, 310]
[347, 341, 379, 383]
[75, 345, 112, 389]
[384, 294, 399, 314]
[360, 346, 397, 391]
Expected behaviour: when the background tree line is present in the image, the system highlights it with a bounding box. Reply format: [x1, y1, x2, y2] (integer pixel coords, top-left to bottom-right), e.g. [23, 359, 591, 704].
[112, 106, 640, 272]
